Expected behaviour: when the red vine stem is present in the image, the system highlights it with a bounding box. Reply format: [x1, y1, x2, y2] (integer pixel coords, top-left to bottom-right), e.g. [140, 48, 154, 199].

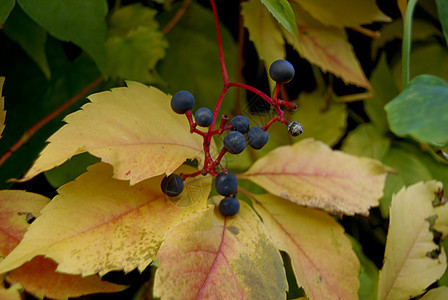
[0, 76, 104, 168]
[210, 0, 229, 85]
[161, 0, 193, 35]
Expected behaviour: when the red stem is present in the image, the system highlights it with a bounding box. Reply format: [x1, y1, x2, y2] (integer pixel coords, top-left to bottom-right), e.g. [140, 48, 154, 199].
[210, 0, 229, 85]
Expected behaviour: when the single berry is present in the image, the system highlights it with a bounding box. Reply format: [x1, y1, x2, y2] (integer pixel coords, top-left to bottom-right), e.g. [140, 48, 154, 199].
[223, 131, 246, 154]
[288, 121, 303, 137]
[215, 171, 238, 196]
[247, 126, 269, 149]
[269, 60, 295, 83]
[171, 90, 195, 114]
[194, 107, 214, 127]
[230, 115, 250, 134]
[219, 197, 240, 216]
[161, 174, 184, 196]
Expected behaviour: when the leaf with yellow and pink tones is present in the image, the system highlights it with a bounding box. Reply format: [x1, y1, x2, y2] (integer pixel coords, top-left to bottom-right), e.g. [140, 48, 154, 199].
[0, 189, 125, 298]
[291, 0, 390, 29]
[285, 3, 372, 89]
[21, 81, 204, 185]
[153, 203, 287, 300]
[240, 139, 391, 216]
[0, 163, 211, 277]
[252, 193, 360, 300]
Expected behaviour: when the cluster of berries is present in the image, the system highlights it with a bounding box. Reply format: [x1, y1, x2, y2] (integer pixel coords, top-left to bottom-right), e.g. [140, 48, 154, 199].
[161, 60, 303, 217]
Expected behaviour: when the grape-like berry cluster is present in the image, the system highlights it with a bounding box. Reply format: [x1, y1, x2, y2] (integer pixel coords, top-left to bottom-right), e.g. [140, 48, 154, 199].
[161, 58, 303, 216]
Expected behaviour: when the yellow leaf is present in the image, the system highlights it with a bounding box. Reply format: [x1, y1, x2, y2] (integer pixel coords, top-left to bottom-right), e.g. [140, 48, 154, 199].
[0, 190, 125, 298]
[291, 0, 390, 29]
[240, 138, 390, 216]
[0, 76, 5, 139]
[420, 286, 448, 300]
[0, 190, 49, 257]
[377, 181, 447, 300]
[397, 0, 407, 20]
[8, 256, 125, 299]
[153, 203, 287, 299]
[0, 280, 21, 300]
[0, 162, 211, 276]
[285, 3, 371, 89]
[22, 81, 203, 185]
[292, 91, 347, 146]
[242, 0, 286, 88]
[252, 193, 360, 300]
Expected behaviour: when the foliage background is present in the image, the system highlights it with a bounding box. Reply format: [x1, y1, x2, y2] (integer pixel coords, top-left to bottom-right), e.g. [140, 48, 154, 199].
[0, 0, 448, 299]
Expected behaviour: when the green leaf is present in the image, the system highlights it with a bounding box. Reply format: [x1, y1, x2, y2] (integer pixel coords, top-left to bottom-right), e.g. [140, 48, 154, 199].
[380, 145, 434, 217]
[16, 0, 108, 76]
[292, 91, 348, 146]
[392, 44, 448, 88]
[106, 3, 168, 82]
[348, 236, 378, 300]
[436, 0, 448, 45]
[157, 2, 237, 113]
[0, 37, 104, 189]
[0, 0, 15, 23]
[3, 5, 50, 78]
[385, 74, 448, 145]
[260, 0, 300, 43]
[365, 54, 399, 133]
[44, 153, 100, 188]
[342, 123, 391, 160]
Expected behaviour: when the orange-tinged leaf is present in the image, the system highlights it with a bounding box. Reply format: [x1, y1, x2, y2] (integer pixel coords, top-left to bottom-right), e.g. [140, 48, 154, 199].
[377, 181, 447, 300]
[252, 193, 360, 300]
[0, 280, 21, 300]
[0, 190, 125, 298]
[240, 138, 390, 216]
[0, 190, 49, 256]
[8, 256, 125, 299]
[21, 81, 204, 184]
[285, 4, 371, 89]
[153, 204, 287, 300]
[242, 0, 286, 88]
[291, 0, 390, 29]
[0, 76, 5, 139]
[0, 162, 211, 276]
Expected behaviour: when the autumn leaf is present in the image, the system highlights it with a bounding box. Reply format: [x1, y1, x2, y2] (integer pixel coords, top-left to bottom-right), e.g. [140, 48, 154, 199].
[153, 203, 287, 299]
[0, 280, 20, 300]
[0, 190, 49, 257]
[8, 256, 125, 299]
[241, 0, 286, 87]
[291, 0, 390, 29]
[21, 81, 204, 185]
[377, 181, 447, 300]
[0, 189, 125, 299]
[285, 3, 372, 89]
[240, 138, 391, 216]
[291, 91, 347, 146]
[420, 286, 448, 300]
[251, 193, 360, 300]
[0, 76, 5, 139]
[0, 162, 211, 276]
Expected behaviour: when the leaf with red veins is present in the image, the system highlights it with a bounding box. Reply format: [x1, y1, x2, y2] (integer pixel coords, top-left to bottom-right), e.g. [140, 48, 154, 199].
[153, 204, 287, 300]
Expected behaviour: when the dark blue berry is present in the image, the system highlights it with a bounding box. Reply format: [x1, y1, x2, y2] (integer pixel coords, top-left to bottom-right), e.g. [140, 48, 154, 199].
[161, 174, 184, 196]
[194, 107, 214, 127]
[223, 131, 246, 154]
[171, 90, 195, 114]
[230, 115, 250, 134]
[247, 126, 269, 149]
[269, 60, 295, 83]
[219, 197, 240, 216]
[215, 171, 238, 196]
